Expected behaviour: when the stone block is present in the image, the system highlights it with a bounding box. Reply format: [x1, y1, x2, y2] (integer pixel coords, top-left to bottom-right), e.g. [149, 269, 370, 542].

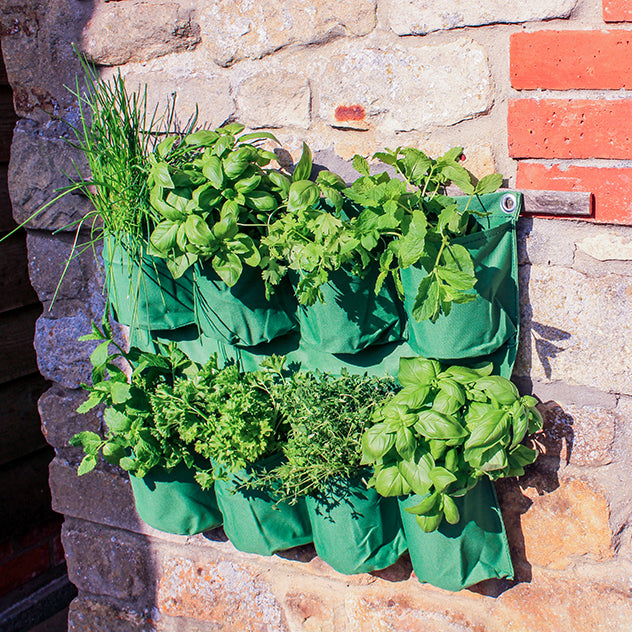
[538, 401, 615, 466]
[38, 384, 102, 451]
[383, 0, 577, 36]
[80, 1, 200, 66]
[27, 231, 101, 318]
[498, 473, 613, 572]
[0, 0, 89, 119]
[68, 595, 156, 632]
[114, 53, 235, 130]
[284, 591, 335, 631]
[200, 0, 377, 67]
[156, 557, 288, 629]
[316, 38, 493, 133]
[236, 71, 311, 129]
[63, 519, 153, 602]
[514, 264, 632, 396]
[9, 119, 92, 231]
[49, 457, 141, 533]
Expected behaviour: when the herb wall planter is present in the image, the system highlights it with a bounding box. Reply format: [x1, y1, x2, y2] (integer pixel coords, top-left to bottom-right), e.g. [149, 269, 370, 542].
[213, 456, 313, 555]
[193, 263, 297, 347]
[306, 474, 407, 575]
[103, 236, 195, 331]
[129, 462, 223, 535]
[398, 478, 514, 591]
[290, 265, 405, 355]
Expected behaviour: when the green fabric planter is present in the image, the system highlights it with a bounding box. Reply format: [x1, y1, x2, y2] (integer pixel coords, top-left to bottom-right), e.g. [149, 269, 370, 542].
[193, 263, 297, 347]
[102, 236, 195, 330]
[214, 456, 313, 555]
[129, 462, 223, 535]
[398, 478, 514, 591]
[292, 265, 406, 355]
[401, 192, 521, 364]
[306, 475, 407, 575]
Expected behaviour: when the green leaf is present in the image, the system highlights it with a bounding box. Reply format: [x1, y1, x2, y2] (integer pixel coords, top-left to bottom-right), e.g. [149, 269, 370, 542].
[212, 250, 243, 287]
[398, 455, 433, 495]
[442, 495, 460, 524]
[475, 173, 503, 195]
[202, 155, 225, 189]
[103, 407, 131, 433]
[150, 220, 179, 253]
[293, 142, 313, 182]
[223, 147, 253, 179]
[415, 410, 467, 441]
[239, 131, 280, 144]
[352, 154, 370, 177]
[405, 491, 439, 516]
[287, 180, 320, 212]
[361, 425, 395, 461]
[76, 392, 103, 413]
[411, 274, 440, 322]
[397, 210, 428, 269]
[474, 376, 520, 405]
[70, 430, 102, 450]
[109, 381, 131, 405]
[212, 216, 239, 240]
[465, 412, 510, 451]
[151, 162, 174, 189]
[234, 173, 262, 194]
[416, 512, 443, 532]
[429, 466, 458, 492]
[245, 190, 278, 212]
[90, 341, 111, 369]
[185, 214, 215, 246]
[156, 136, 177, 157]
[436, 266, 476, 291]
[77, 454, 98, 476]
[398, 356, 439, 389]
[374, 465, 409, 497]
[444, 243, 475, 277]
[186, 130, 220, 146]
[316, 170, 346, 190]
[395, 427, 416, 460]
[393, 384, 430, 409]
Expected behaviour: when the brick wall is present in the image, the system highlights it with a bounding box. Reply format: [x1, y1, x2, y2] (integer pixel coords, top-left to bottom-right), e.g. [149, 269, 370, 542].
[509, 5, 632, 224]
[1, 1, 632, 630]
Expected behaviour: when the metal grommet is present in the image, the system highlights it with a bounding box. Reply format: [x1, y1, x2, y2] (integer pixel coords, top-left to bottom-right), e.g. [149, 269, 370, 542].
[500, 193, 517, 214]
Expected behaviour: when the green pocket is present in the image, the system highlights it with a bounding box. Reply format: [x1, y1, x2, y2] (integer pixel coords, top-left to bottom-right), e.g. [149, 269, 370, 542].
[214, 456, 313, 555]
[293, 265, 406, 355]
[306, 475, 407, 575]
[129, 463, 223, 535]
[398, 478, 514, 591]
[194, 264, 297, 347]
[102, 236, 195, 330]
[401, 192, 520, 364]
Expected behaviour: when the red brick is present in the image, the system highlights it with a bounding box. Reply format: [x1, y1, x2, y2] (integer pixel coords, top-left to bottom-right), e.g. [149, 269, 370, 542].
[509, 99, 632, 160]
[511, 31, 632, 89]
[517, 162, 632, 225]
[15, 516, 63, 551]
[604, 0, 632, 22]
[0, 544, 50, 597]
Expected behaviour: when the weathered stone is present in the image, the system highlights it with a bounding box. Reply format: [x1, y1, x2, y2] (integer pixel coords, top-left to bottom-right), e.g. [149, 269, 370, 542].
[9, 119, 92, 231]
[236, 71, 311, 129]
[63, 519, 153, 602]
[27, 231, 101, 318]
[38, 384, 102, 451]
[577, 233, 632, 261]
[383, 0, 577, 36]
[80, 1, 200, 66]
[0, 0, 89, 119]
[284, 591, 335, 631]
[200, 0, 377, 66]
[113, 53, 235, 130]
[68, 596, 157, 632]
[519, 477, 613, 570]
[49, 457, 141, 532]
[317, 38, 493, 133]
[156, 557, 289, 630]
[492, 570, 632, 632]
[538, 401, 615, 466]
[34, 304, 105, 389]
[514, 264, 632, 395]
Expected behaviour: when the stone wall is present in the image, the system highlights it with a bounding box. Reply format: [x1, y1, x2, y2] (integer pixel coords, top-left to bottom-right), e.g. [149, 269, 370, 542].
[2, 0, 632, 630]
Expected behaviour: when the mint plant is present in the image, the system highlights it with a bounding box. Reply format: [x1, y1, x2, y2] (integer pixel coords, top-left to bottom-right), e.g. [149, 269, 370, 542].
[361, 356, 542, 532]
[344, 147, 504, 322]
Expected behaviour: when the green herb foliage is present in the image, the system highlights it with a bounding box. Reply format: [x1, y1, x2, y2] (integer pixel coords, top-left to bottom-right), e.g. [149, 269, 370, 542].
[361, 356, 542, 532]
[261, 371, 398, 502]
[146, 123, 282, 281]
[70, 316, 199, 478]
[156, 355, 288, 488]
[344, 147, 504, 322]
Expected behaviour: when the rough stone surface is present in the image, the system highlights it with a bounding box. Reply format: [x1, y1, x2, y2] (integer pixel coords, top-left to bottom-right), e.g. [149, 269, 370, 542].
[200, 0, 377, 66]
[538, 401, 616, 466]
[80, 1, 200, 66]
[236, 71, 311, 129]
[317, 38, 493, 132]
[38, 384, 102, 451]
[383, 0, 578, 35]
[27, 231, 101, 318]
[576, 233, 632, 261]
[284, 591, 336, 631]
[68, 596, 156, 632]
[514, 264, 632, 395]
[34, 303, 105, 389]
[157, 557, 288, 629]
[63, 519, 153, 602]
[113, 53, 235, 130]
[49, 457, 141, 532]
[9, 119, 92, 231]
[0, 0, 89, 119]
